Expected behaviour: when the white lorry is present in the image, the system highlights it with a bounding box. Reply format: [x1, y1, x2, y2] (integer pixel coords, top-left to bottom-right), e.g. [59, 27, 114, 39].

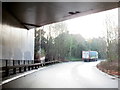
[82, 51, 98, 62]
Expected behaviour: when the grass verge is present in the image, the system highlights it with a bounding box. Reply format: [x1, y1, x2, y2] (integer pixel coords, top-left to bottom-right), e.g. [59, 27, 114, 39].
[66, 57, 82, 61]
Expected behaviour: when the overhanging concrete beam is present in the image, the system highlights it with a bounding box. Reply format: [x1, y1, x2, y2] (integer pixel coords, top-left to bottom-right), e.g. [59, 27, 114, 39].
[2, 2, 119, 29]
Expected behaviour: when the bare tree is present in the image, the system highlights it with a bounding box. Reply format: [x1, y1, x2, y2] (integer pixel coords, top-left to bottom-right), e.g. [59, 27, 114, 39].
[105, 14, 118, 62]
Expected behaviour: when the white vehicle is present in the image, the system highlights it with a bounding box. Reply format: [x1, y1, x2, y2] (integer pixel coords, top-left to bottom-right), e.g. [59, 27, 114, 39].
[82, 51, 98, 62]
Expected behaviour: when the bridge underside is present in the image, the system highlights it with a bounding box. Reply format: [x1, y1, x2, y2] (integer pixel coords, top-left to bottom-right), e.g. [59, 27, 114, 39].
[3, 2, 118, 30]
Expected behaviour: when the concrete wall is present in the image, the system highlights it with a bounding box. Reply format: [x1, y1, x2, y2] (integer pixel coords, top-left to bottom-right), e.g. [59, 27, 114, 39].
[1, 8, 34, 61]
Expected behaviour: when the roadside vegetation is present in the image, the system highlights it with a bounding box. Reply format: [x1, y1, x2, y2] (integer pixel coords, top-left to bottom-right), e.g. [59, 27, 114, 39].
[97, 14, 119, 76]
[97, 60, 119, 76]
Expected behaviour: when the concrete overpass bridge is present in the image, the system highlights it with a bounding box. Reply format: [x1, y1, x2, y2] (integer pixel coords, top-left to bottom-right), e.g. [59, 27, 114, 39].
[0, 1, 119, 89]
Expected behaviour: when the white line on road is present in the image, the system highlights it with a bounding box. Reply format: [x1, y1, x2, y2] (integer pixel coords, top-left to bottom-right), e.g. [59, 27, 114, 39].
[1, 67, 47, 86]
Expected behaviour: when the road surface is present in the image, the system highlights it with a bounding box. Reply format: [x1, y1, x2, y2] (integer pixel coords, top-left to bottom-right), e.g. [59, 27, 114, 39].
[2, 60, 118, 88]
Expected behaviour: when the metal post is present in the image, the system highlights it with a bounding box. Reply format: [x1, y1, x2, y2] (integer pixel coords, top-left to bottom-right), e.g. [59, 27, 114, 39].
[6, 60, 8, 67]
[5, 60, 9, 76]
[24, 60, 26, 71]
[19, 60, 22, 73]
[13, 60, 16, 74]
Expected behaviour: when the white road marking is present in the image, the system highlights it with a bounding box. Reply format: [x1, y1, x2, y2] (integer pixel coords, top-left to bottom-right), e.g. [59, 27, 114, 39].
[1, 67, 47, 85]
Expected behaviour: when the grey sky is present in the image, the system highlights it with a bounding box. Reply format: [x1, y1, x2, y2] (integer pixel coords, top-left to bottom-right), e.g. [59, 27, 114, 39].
[65, 8, 118, 39]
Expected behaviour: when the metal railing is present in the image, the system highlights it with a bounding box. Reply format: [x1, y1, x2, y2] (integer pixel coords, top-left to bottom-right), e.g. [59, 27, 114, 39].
[0, 59, 61, 78]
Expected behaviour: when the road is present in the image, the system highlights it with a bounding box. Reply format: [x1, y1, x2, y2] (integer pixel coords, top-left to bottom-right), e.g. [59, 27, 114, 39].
[2, 60, 118, 88]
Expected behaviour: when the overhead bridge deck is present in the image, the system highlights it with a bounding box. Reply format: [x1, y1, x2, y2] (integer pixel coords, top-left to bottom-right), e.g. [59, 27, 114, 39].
[3, 2, 119, 29]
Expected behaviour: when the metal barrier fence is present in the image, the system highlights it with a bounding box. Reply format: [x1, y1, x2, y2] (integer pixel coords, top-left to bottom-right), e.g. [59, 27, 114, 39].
[0, 59, 60, 78]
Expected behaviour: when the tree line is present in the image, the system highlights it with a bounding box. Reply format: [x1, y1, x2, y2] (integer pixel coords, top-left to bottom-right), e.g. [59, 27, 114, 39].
[34, 22, 107, 62]
[34, 14, 118, 63]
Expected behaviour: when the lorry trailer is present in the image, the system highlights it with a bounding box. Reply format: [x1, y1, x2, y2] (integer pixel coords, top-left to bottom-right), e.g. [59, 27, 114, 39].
[82, 51, 98, 62]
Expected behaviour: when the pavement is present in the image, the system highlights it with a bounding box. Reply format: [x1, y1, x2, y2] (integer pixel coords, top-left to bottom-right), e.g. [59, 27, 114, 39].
[2, 60, 118, 88]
